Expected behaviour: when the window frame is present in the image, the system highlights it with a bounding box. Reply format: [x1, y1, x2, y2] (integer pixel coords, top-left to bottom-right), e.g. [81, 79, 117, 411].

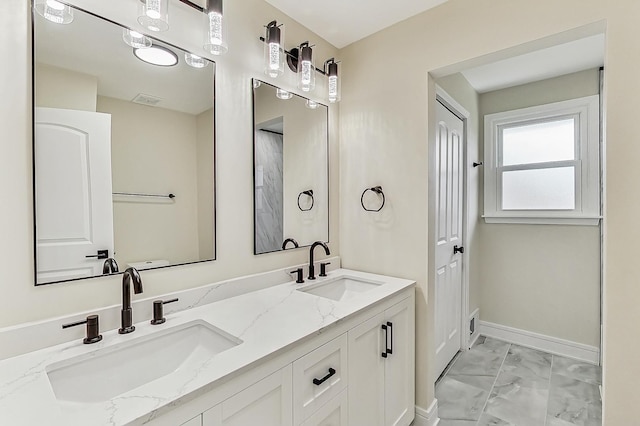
[483, 95, 600, 225]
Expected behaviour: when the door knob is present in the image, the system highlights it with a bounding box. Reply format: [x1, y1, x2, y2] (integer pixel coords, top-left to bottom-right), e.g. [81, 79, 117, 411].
[86, 249, 109, 260]
[453, 245, 464, 254]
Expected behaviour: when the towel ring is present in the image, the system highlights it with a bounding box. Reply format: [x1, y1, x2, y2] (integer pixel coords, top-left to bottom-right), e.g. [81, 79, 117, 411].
[297, 189, 314, 211]
[361, 186, 385, 212]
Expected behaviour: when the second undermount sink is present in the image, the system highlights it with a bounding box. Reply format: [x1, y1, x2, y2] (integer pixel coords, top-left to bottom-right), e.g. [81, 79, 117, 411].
[46, 320, 242, 404]
[298, 275, 384, 302]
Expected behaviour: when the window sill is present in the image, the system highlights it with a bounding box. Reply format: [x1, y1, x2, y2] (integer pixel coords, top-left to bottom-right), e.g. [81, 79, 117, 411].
[482, 215, 601, 226]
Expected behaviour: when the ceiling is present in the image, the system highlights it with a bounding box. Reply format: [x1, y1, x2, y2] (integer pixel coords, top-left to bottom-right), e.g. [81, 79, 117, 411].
[35, 7, 214, 115]
[461, 34, 605, 93]
[264, 0, 450, 48]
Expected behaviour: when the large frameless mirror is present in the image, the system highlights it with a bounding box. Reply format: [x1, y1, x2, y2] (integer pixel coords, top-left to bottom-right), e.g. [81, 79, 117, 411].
[252, 80, 329, 255]
[33, 4, 216, 285]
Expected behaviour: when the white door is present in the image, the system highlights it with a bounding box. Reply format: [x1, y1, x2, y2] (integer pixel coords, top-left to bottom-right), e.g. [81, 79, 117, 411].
[35, 107, 114, 284]
[202, 366, 293, 426]
[434, 100, 465, 378]
[384, 298, 415, 426]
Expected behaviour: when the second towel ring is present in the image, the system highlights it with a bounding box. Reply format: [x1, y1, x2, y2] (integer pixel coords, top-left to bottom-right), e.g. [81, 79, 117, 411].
[361, 186, 385, 212]
[297, 190, 314, 211]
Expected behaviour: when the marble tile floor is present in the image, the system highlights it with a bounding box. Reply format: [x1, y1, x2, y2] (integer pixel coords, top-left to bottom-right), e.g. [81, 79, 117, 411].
[435, 336, 602, 426]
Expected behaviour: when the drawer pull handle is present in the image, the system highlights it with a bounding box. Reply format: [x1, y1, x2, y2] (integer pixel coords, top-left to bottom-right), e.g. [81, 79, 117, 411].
[381, 324, 389, 358]
[313, 368, 336, 386]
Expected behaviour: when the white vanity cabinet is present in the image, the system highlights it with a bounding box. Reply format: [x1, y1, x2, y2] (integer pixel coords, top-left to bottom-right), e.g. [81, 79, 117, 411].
[149, 289, 414, 426]
[347, 297, 415, 426]
[202, 366, 293, 426]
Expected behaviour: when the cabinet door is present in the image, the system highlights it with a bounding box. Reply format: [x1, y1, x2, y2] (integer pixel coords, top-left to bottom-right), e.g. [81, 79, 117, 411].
[301, 389, 348, 426]
[384, 297, 415, 426]
[348, 312, 385, 426]
[180, 415, 202, 426]
[202, 365, 293, 426]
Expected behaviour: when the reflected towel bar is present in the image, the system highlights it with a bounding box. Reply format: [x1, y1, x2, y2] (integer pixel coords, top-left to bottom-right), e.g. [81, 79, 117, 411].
[113, 192, 176, 199]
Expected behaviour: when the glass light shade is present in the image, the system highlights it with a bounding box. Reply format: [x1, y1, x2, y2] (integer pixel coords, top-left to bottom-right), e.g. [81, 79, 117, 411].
[264, 21, 285, 78]
[253, 80, 262, 89]
[137, 0, 169, 32]
[327, 60, 341, 103]
[34, 0, 74, 24]
[276, 88, 293, 100]
[297, 43, 315, 92]
[203, 11, 228, 55]
[306, 99, 319, 110]
[184, 52, 209, 68]
[133, 45, 178, 67]
[122, 28, 152, 48]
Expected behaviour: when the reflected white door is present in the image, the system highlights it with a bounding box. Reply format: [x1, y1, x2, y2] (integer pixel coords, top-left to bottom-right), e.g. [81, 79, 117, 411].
[434, 100, 465, 378]
[35, 107, 114, 283]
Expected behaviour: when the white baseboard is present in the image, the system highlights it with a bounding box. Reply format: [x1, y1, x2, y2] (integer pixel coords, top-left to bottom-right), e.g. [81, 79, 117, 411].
[413, 399, 439, 426]
[479, 320, 600, 364]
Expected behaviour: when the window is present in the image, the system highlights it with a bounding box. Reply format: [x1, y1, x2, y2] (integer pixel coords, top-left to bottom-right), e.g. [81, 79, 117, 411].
[483, 95, 600, 225]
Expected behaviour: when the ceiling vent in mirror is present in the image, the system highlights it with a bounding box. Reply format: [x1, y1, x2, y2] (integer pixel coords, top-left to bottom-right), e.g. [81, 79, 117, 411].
[34, 0, 74, 24]
[132, 93, 163, 107]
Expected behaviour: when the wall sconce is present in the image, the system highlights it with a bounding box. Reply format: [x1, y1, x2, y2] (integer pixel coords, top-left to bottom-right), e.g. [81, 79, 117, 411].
[138, 0, 169, 32]
[203, 0, 228, 55]
[325, 59, 340, 103]
[306, 100, 319, 109]
[297, 42, 315, 92]
[264, 21, 285, 78]
[122, 28, 152, 48]
[34, 0, 74, 24]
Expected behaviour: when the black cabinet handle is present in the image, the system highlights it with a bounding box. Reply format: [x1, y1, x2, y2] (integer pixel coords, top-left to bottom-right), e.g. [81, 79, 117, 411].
[387, 321, 393, 355]
[313, 368, 336, 386]
[453, 245, 464, 254]
[381, 324, 389, 358]
[86, 249, 109, 259]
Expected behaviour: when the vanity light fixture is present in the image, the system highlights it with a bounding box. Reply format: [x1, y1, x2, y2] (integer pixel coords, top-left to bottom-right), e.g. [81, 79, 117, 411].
[203, 0, 228, 55]
[276, 88, 293, 100]
[297, 42, 315, 92]
[253, 80, 262, 89]
[306, 99, 319, 110]
[264, 21, 285, 78]
[184, 52, 209, 68]
[133, 45, 178, 67]
[122, 28, 152, 49]
[34, 0, 74, 24]
[325, 58, 340, 103]
[138, 0, 169, 32]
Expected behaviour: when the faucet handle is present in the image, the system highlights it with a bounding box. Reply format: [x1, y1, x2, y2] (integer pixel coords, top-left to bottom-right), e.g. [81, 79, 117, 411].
[151, 298, 179, 325]
[62, 315, 103, 344]
[289, 268, 305, 284]
[319, 262, 331, 277]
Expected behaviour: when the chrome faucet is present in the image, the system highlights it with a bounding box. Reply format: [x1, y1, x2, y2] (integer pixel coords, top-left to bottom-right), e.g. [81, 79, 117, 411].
[308, 241, 330, 280]
[102, 258, 119, 274]
[119, 267, 143, 334]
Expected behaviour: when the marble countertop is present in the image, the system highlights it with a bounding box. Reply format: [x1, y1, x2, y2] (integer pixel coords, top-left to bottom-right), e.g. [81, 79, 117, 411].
[0, 269, 414, 425]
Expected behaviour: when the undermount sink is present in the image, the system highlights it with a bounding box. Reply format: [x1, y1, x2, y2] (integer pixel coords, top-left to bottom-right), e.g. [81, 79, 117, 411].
[46, 320, 242, 404]
[298, 276, 384, 302]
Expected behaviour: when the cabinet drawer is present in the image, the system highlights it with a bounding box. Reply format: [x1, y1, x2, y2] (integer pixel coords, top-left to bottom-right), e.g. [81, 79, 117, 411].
[301, 389, 348, 426]
[293, 333, 348, 424]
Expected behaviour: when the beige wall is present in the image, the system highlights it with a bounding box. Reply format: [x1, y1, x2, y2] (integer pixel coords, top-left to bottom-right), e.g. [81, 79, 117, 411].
[478, 69, 601, 347]
[97, 95, 202, 266]
[35, 63, 97, 111]
[197, 108, 215, 260]
[339, 0, 638, 422]
[0, 0, 339, 331]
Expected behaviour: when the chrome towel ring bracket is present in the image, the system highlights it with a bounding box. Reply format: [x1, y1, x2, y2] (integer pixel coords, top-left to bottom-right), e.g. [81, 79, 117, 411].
[361, 186, 385, 212]
[298, 189, 314, 211]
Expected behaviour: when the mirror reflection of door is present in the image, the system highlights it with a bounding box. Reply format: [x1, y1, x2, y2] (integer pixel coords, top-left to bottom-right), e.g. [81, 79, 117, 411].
[35, 107, 115, 284]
